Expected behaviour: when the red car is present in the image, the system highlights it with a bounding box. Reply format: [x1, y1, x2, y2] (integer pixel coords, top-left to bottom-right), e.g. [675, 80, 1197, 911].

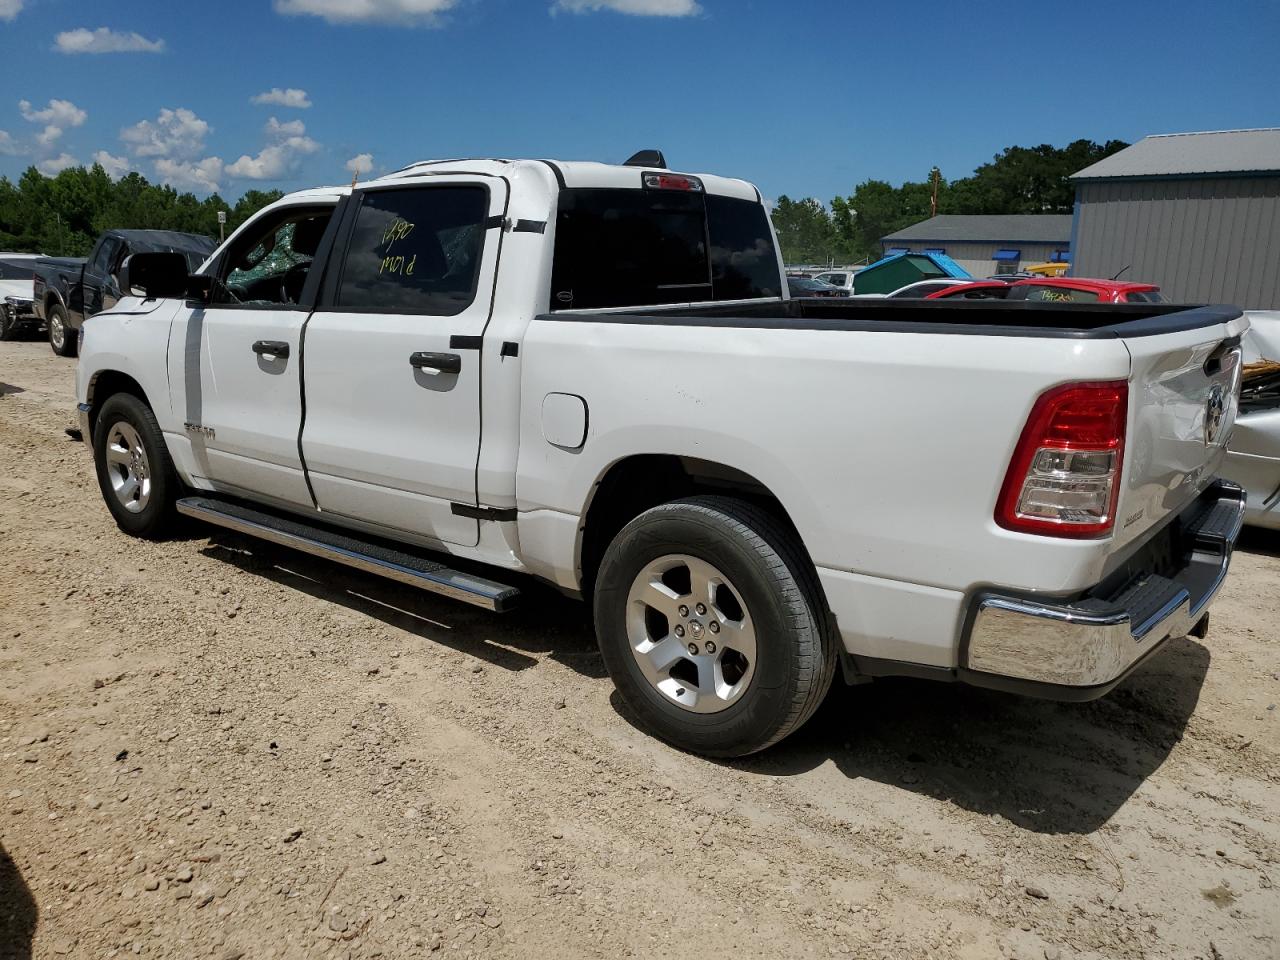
[926, 278, 1164, 303]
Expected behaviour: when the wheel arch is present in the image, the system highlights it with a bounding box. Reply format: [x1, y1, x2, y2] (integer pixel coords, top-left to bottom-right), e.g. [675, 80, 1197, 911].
[84, 370, 154, 444]
[577, 454, 811, 599]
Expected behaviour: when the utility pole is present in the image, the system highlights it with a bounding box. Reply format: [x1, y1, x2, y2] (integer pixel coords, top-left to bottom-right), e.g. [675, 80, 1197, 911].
[929, 167, 942, 219]
[217, 209, 227, 244]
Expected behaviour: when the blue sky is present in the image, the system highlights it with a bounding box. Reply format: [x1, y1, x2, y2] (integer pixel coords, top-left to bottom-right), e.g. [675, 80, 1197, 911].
[1, 0, 1277, 204]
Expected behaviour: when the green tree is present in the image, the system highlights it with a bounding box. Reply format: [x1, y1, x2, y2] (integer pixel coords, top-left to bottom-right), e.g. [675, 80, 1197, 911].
[0, 164, 283, 255]
[771, 195, 850, 266]
[830, 139, 1130, 260]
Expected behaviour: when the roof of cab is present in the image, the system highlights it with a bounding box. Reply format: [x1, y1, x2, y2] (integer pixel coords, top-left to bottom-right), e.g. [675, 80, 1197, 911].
[366, 158, 761, 202]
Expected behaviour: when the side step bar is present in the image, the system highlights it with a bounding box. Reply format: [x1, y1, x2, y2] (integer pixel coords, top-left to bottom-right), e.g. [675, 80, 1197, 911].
[176, 496, 521, 613]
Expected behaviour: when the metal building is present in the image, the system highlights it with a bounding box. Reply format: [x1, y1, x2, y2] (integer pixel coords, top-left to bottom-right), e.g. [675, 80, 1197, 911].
[1071, 128, 1280, 308]
[879, 214, 1072, 278]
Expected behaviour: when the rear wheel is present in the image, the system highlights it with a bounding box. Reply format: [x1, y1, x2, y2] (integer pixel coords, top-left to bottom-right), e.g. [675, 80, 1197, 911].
[593, 496, 837, 757]
[0, 308, 17, 341]
[48, 304, 76, 357]
[93, 393, 179, 539]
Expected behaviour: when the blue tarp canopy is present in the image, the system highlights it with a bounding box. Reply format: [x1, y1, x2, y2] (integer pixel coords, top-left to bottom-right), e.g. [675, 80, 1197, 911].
[885, 246, 910, 256]
[993, 248, 1022, 261]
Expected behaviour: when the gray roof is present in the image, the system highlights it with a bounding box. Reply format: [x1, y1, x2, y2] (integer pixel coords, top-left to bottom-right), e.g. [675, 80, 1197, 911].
[881, 214, 1072, 244]
[1072, 128, 1280, 180]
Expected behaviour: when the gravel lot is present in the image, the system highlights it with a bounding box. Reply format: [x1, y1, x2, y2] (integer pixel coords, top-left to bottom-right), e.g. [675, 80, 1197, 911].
[1, 337, 1277, 960]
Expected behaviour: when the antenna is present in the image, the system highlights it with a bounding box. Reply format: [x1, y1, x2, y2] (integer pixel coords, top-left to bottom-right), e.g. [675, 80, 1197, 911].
[1110, 264, 1131, 280]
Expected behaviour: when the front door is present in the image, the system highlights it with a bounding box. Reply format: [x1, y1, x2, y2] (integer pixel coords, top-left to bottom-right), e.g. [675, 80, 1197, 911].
[173, 203, 337, 508]
[301, 178, 507, 547]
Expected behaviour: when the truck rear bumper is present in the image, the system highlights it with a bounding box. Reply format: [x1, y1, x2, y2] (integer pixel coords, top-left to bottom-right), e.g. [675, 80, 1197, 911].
[959, 480, 1245, 700]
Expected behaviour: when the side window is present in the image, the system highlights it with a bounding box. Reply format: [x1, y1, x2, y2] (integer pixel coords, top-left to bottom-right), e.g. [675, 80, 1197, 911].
[91, 237, 120, 276]
[335, 186, 489, 315]
[109, 243, 131, 281]
[224, 209, 333, 306]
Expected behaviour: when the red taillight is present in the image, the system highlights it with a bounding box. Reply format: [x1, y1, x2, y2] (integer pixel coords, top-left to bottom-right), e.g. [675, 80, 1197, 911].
[643, 173, 703, 192]
[996, 380, 1129, 538]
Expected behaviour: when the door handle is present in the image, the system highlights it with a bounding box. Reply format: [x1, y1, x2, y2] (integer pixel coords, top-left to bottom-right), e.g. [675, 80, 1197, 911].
[410, 352, 462, 374]
[252, 340, 290, 360]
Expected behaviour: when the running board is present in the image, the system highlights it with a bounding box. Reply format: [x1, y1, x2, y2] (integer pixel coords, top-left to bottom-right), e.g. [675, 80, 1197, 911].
[176, 496, 520, 613]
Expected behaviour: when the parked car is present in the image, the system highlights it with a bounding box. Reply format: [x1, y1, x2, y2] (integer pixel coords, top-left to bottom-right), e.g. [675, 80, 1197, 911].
[32, 229, 216, 357]
[75, 156, 1245, 757]
[1221, 311, 1280, 530]
[811, 270, 858, 294]
[868, 278, 978, 299]
[787, 276, 848, 298]
[0, 253, 43, 341]
[925, 281, 1012, 301]
[1005, 278, 1164, 304]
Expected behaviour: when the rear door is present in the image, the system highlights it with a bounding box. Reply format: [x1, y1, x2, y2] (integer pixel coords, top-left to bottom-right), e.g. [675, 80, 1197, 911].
[1112, 311, 1249, 553]
[300, 176, 508, 547]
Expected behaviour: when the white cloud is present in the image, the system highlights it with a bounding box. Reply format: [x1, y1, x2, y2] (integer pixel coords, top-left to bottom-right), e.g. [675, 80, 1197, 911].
[0, 130, 19, 155]
[120, 107, 210, 158]
[346, 153, 374, 176]
[552, 0, 701, 14]
[37, 153, 77, 175]
[93, 150, 131, 179]
[265, 116, 308, 140]
[155, 156, 224, 193]
[54, 27, 165, 54]
[251, 87, 312, 109]
[226, 116, 320, 180]
[19, 98, 88, 129]
[0, 0, 23, 22]
[18, 99, 87, 154]
[274, 0, 457, 25]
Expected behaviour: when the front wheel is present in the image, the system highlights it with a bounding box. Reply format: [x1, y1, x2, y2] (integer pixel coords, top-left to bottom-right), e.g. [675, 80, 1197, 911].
[593, 496, 837, 757]
[0, 308, 17, 341]
[92, 393, 179, 539]
[48, 304, 76, 357]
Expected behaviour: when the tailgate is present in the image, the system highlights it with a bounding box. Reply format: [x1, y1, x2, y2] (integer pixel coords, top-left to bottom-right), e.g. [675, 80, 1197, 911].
[1111, 310, 1249, 555]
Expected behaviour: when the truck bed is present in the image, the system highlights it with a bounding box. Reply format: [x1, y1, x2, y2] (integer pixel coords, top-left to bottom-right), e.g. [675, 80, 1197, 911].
[555, 298, 1241, 340]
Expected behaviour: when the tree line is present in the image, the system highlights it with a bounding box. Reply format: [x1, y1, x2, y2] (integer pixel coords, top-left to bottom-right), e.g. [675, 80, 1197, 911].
[0, 163, 284, 257]
[2, 141, 1128, 264]
[772, 139, 1130, 267]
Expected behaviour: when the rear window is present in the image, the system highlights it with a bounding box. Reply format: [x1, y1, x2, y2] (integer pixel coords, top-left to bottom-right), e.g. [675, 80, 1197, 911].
[1124, 290, 1164, 303]
[550, 188, 780, 310]
[1021, 285, 1101, 303]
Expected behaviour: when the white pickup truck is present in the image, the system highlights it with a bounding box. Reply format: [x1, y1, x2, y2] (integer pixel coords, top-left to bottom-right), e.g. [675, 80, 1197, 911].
[75, 155, 1247, 757]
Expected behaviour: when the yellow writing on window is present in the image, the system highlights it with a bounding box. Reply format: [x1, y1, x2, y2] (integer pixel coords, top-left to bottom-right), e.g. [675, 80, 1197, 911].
[382, 218, 416, 249]
[380, 254, 417, 277]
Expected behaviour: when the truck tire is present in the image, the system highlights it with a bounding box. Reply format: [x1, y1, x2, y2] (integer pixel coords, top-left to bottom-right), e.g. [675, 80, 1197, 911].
[92, 393, 179, 539]
[47, 304, 76, 357]
[0, 307, 16, 341]
[593, 496, 838, 757]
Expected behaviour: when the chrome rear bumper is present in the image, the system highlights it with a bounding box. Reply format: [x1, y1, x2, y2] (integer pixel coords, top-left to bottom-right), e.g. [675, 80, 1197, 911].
[961, 481, 1245, 699]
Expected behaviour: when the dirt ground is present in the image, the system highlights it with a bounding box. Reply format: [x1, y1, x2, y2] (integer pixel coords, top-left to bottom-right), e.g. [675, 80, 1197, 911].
[0, 337, 1277, 960]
